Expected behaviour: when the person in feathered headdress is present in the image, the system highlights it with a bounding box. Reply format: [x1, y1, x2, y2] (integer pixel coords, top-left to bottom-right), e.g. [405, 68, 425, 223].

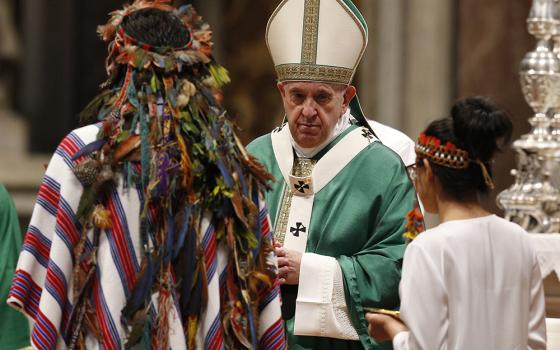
[7, 1, 286, 349]
[246, 1, 416, 349]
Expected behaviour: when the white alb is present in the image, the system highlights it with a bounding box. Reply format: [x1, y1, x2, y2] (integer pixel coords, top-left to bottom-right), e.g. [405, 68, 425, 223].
[393, 215, 547, 350]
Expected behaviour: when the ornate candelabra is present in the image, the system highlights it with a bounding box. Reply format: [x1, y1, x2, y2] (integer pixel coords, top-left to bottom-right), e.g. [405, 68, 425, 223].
[497, 0, 560, 233]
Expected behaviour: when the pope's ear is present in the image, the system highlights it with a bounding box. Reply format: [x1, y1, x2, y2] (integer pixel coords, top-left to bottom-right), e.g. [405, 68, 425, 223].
[343, 85, 356, 107]
[277, 82, 286, 98]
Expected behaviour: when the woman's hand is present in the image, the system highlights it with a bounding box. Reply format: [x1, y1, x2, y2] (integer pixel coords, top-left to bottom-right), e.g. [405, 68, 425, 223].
[365, 313, 409, 342]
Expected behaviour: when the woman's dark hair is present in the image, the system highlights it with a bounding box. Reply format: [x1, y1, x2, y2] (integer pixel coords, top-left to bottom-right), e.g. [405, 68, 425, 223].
[121, 8, 190, 48]
[420, 96, 513, 199]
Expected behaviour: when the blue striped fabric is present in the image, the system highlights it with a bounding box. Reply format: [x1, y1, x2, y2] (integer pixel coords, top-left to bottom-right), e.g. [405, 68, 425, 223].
[8, 124, 286, 349]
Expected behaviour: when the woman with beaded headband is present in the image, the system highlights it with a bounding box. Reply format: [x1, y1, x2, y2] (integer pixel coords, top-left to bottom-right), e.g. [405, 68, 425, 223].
[7, 1, 286, 349]
[365, 96, 546, 349]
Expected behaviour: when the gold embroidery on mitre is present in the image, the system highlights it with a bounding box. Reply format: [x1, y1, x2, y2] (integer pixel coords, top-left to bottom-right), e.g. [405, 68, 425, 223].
[276, 63, 354, 84]
[301, 0, 320, 64]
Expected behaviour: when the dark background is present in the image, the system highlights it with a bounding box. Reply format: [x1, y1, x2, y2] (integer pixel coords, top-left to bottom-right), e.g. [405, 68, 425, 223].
[1, 0, 534, 214]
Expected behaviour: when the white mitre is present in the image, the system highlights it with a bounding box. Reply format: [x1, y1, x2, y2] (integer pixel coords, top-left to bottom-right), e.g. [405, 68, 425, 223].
[266, 0, 368, 85]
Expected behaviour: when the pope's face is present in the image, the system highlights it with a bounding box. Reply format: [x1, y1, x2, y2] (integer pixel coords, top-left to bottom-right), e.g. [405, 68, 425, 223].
[278, 81, 356, 148]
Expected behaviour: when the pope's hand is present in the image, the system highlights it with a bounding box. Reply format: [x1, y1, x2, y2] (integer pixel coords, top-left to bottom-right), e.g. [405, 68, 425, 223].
[275, 242, 301, 285]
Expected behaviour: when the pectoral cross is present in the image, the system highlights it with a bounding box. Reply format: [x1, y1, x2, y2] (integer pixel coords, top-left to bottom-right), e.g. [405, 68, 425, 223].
[294, 180, 310, 194]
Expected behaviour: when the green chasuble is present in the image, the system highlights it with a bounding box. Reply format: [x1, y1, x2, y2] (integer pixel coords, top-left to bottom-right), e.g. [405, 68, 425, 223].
[0, 184, 30, 349]
[247, 124, 415, 350]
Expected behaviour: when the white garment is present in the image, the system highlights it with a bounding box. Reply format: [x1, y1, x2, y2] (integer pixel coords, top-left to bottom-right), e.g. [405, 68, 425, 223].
[393, 215, 547, 350]
[368, 120, 415, 167]
[529, 233, 560, 280]
[295, 254, 358, 340]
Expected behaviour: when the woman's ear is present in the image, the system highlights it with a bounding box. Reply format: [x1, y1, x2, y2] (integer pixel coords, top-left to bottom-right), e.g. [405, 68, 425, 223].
[423, 158, 434, 183]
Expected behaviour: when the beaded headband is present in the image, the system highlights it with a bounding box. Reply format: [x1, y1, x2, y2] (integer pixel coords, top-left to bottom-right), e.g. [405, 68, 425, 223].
[415, 133, 469, 169]
[415, 133, 495, 190]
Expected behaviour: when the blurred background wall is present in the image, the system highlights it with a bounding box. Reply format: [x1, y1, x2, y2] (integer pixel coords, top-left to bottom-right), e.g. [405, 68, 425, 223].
[0, 0, 533, 228]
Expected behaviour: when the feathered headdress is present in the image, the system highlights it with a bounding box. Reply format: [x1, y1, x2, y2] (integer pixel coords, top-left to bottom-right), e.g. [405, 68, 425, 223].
[69, 1, 276, 348]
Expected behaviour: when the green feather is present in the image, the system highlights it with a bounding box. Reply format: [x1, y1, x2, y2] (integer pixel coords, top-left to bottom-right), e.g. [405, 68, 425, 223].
[124, 310, 151, 350]
[209, 64, 231, 87]
[78, 89, 113, 125]
[150, 73, 160, 93]
[76, 187, 97, 221]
